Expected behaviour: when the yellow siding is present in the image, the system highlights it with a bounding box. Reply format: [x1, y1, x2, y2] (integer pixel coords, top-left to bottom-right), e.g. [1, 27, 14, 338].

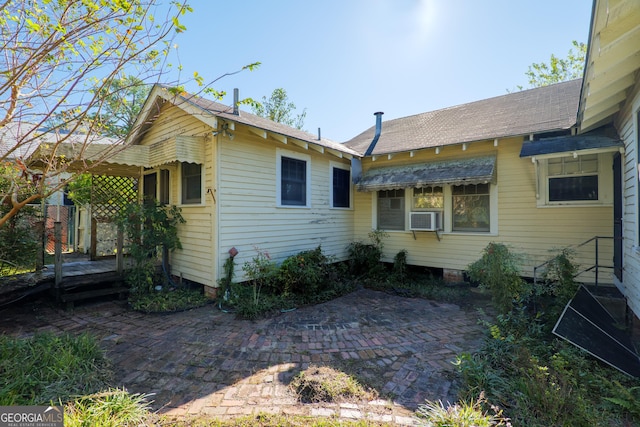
[137, 103, 217, 287]
[217, 128, 354, 282]
[353, 138, 614, 282]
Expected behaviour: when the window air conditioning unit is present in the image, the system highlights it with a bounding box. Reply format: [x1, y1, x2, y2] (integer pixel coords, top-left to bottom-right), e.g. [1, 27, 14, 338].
[410, 212, 440, 231]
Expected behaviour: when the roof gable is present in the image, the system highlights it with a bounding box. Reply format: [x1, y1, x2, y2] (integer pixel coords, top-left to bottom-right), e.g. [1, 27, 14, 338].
[129, 85, 358, 158]
[344, 79, 581, 156]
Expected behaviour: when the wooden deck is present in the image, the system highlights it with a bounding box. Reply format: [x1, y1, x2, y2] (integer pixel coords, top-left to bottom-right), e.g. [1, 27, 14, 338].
[44, 258, 123, 279]
[0, 258, 130, 308]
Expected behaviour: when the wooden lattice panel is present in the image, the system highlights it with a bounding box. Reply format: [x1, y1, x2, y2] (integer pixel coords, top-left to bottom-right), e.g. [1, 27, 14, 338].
[91, 175, 139, 222]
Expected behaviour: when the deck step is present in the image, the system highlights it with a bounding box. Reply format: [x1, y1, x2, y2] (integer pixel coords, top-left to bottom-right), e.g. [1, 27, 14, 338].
[60, 286, 129, 303]
[59, 271, 124, 289]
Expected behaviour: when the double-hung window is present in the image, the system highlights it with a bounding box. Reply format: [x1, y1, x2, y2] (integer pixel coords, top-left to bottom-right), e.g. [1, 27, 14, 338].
[547, 154, 598, 202]
[277, 149, 311, 207]
[377, 189, 405, 230]
[452, 183, 490, 232]
[331, 163, 351, 208]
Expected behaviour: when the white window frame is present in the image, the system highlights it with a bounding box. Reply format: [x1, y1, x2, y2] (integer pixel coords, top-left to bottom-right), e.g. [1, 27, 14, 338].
[536, 152, 613, 208]
[180, 162, 204, 206]
[330, 161, 352, 209]
[276, 148, 311, 208]
[374, 183, 498, 234]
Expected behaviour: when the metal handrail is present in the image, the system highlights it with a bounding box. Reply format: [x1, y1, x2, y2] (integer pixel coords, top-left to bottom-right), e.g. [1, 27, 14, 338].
[533, 236, 615, 287]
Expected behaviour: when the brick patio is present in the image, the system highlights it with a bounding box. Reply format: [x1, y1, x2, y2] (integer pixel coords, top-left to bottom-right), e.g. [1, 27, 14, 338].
[0, 288, 490, 425]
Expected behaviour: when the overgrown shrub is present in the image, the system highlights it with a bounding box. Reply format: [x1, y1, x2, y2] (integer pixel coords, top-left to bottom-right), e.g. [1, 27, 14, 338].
[393, 249, 408, 283]
[235, 249, 280, 319]
[466, 243, 529, 314]
[456, 291, 639, 427]
[537, 248, 580, 315]
[115, 202, 185, 294]
[279, 246, 331, 298]
[226, 247, 353, 319]
[347, 229, 388, 277]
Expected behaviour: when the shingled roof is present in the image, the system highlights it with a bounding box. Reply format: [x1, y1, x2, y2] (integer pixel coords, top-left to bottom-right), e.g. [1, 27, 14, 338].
[344, 79, 581, 156]
[131, 86, 359, 157]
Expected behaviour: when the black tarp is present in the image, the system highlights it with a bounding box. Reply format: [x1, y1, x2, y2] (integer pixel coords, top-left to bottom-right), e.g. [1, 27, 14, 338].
[553, 286, 640, 377]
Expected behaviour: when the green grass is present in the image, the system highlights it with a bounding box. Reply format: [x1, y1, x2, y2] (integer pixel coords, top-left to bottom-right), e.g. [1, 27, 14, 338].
[0, 333, 152, 426]
[159, 413, 396, 426]
[417, 393, 510, 427]
[64, 388, 152, 427]
[0, 332, 111, 405]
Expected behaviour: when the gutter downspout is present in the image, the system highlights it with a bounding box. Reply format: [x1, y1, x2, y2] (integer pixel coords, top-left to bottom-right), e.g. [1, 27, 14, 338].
[364, 112, 384, 156]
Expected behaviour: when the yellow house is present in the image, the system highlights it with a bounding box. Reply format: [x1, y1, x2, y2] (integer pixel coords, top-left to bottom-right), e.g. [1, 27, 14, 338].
[121, 86, 358, 296]
[69, 0, 640, 318]
[344, 79, 621, 285]
[116, 78, 621, 299]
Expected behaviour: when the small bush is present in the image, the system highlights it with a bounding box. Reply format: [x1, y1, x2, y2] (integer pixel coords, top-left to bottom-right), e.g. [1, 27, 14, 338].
[393, 249, 408, 283]
[537, 248, 580, 317]
[0, 205, 38, 270]
[466, 243, 529, 314]
[279, 246, 330, 297]
[347, 229, 388, 277]
[115, 202, 185, 294]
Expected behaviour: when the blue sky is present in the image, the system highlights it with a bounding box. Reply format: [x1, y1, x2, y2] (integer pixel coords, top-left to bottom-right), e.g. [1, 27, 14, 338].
[164, 1, 593, 142]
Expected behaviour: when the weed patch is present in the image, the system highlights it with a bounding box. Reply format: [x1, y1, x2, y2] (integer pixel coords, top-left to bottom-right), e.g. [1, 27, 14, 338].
[129, 287, 210, 313]
[291, 365, 378, 404]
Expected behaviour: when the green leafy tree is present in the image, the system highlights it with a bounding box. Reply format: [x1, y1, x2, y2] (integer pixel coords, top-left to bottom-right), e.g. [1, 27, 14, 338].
[89, 75, 151, 138]
[252, 88, 307, 130]
[515, 40, 587, 90]
[0, 0, 259, 228]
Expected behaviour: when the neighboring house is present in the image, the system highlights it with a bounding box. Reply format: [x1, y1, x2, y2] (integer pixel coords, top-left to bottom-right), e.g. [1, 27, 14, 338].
[117, 86, 359, 295]
[577, 0, 640, 317]
[0, 122, 79, 253]
[344, 79, 621, 285]
[2, 122, 128, 255]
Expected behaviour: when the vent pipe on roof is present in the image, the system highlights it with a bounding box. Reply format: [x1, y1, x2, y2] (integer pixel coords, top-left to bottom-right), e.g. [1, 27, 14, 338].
[233, 88, 239, 115]
[364, 112, 384, 156]
[317, 127, 321, 141]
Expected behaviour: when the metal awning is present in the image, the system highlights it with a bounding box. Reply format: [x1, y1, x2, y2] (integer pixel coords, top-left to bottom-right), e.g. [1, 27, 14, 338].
[356, 155, 496, 192]
[520, 127, 623, 158]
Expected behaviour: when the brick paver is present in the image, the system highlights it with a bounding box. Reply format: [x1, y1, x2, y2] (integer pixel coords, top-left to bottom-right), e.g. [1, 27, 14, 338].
[1, 288, 489, 425]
